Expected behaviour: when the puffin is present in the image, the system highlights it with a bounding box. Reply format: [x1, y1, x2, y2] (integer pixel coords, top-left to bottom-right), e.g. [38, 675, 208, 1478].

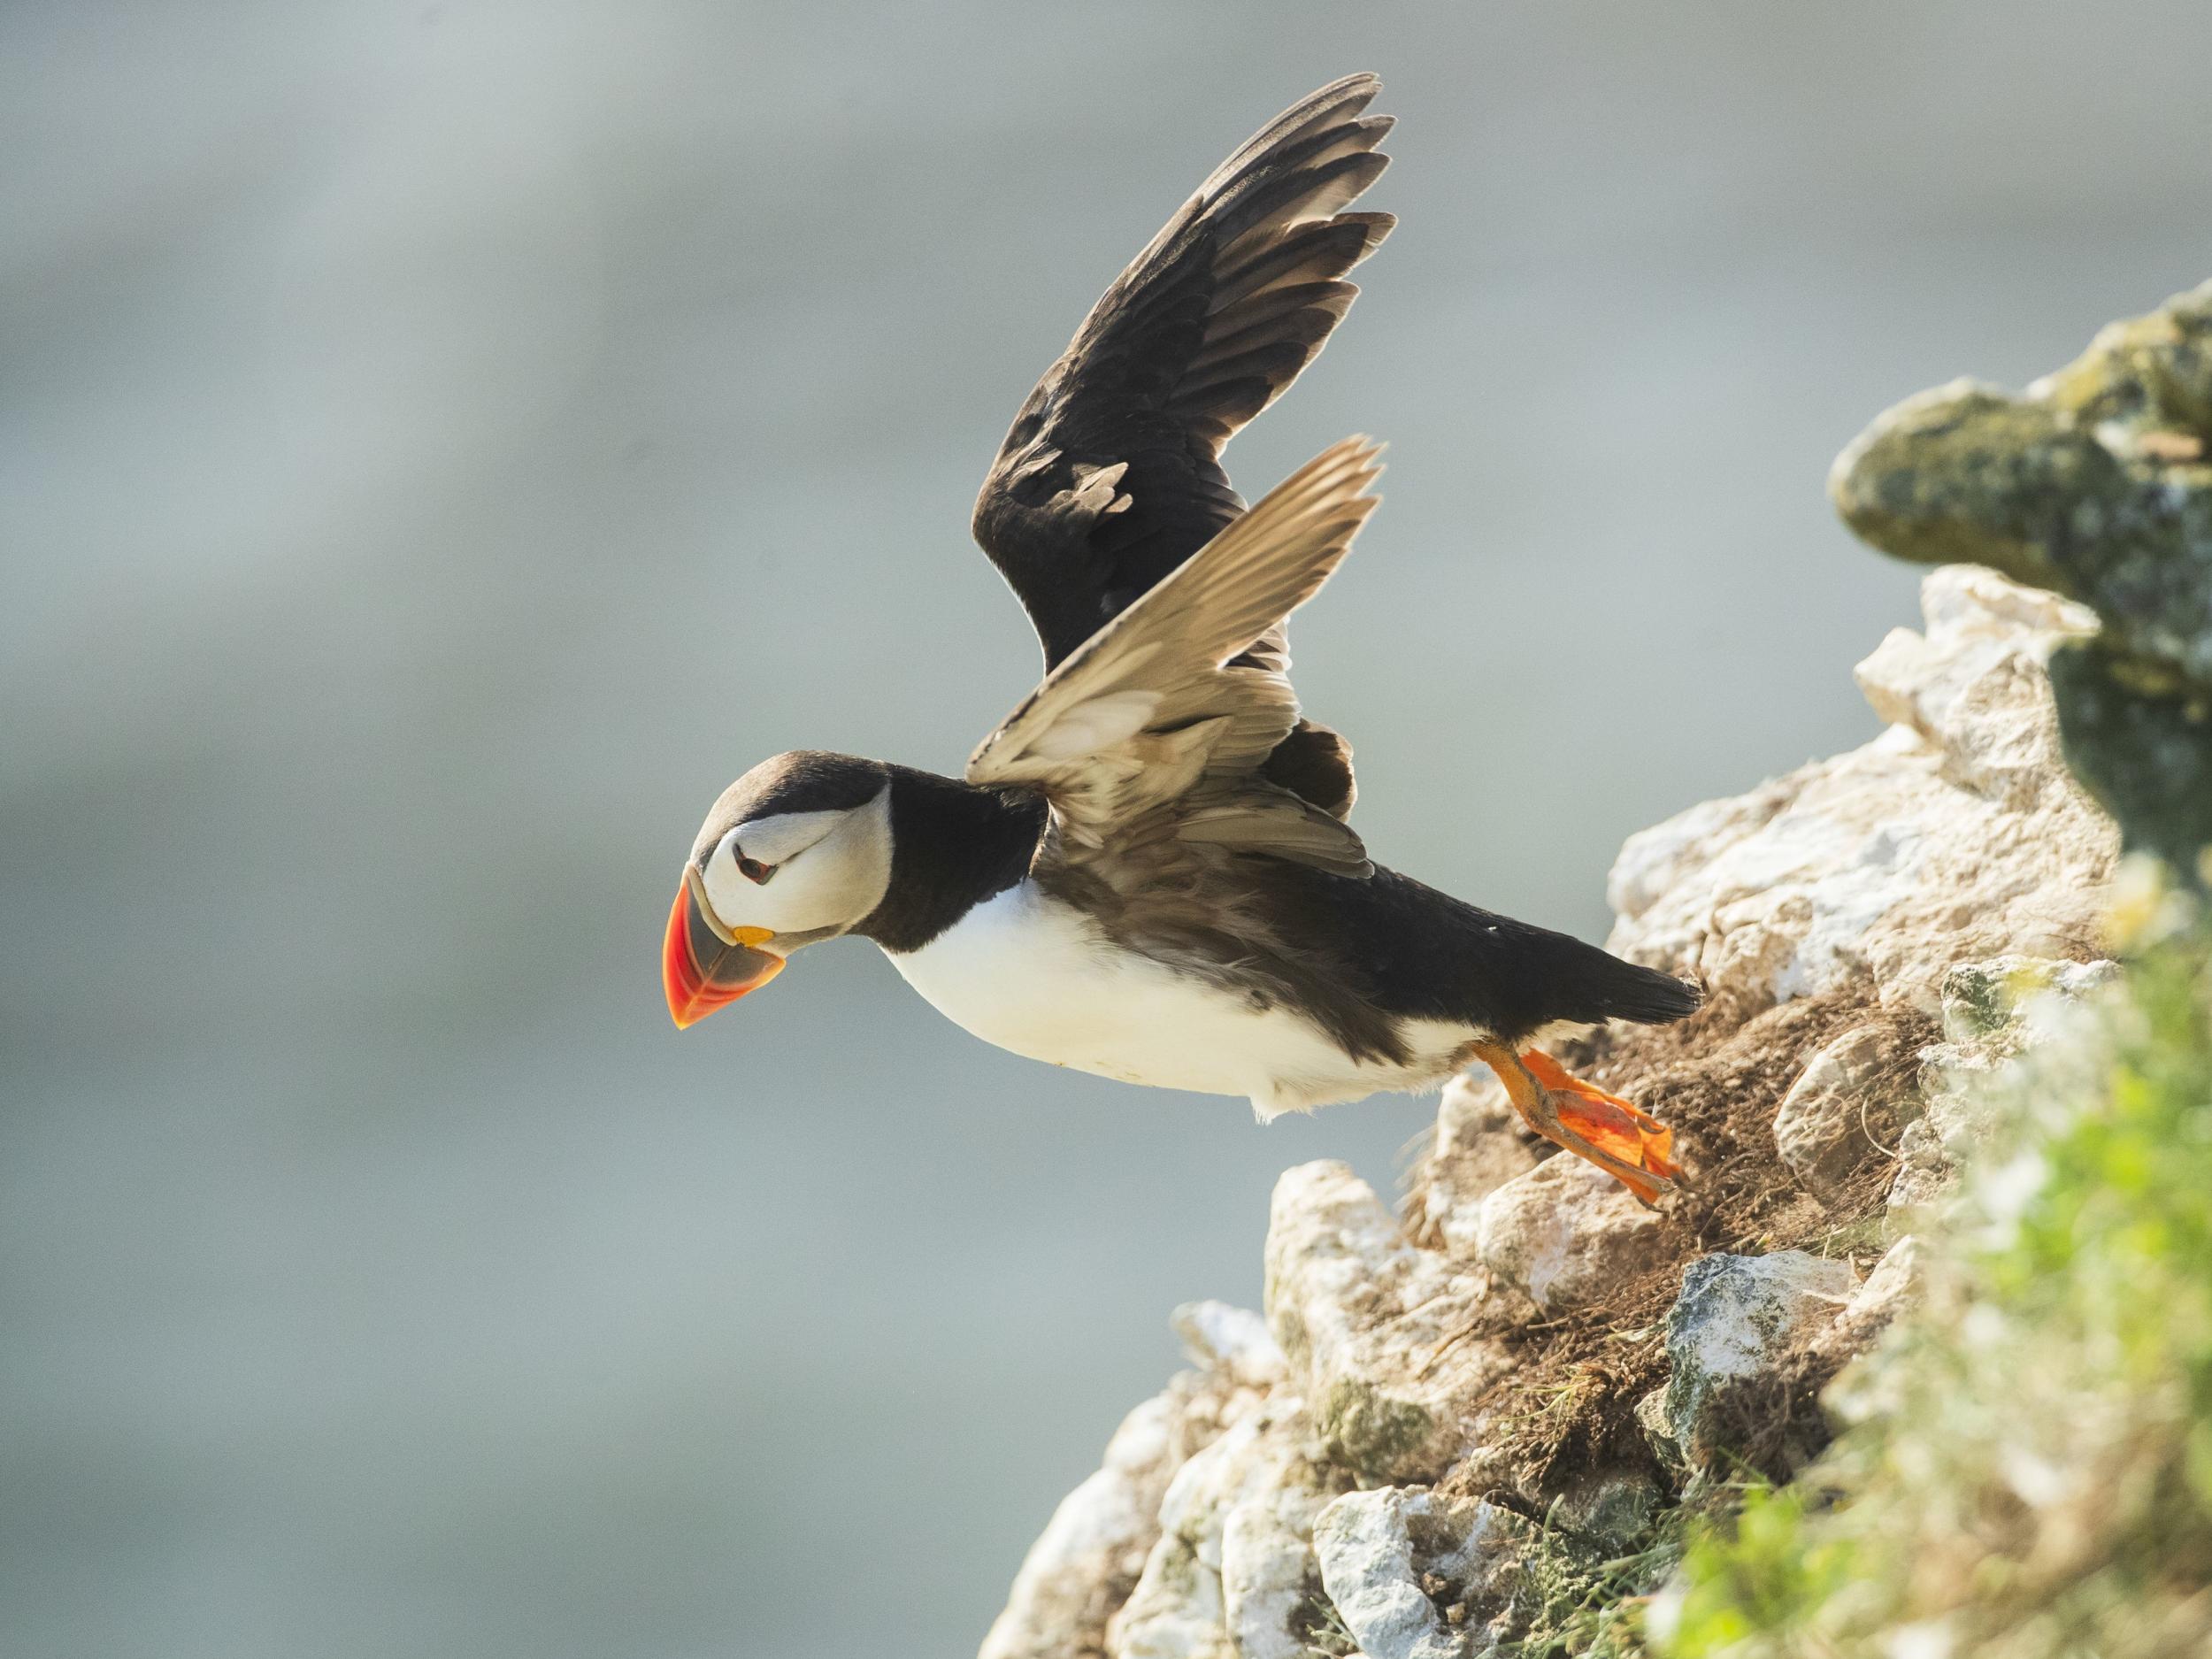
[661, 73, 1698, 1204]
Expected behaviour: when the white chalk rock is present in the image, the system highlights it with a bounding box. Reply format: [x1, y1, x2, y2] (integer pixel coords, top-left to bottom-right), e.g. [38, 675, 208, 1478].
[1772, 1024, 1913, 1210]
[1609, 567, 2116, 1012]
[1171, 1299, 1289, 1391]
[1110, 1402, 1313, 1659]
[979, 1389, 1195, 1659]
[1264, 1163, 1508, 1483]
[1220, 1483, 1332, 1659]
[1855, 568, 2097, 809]
[1313, 1488, 1460, 1659]
[978, 1305, 1279, 1659]
[1311, 1487, 1535, 1659]
[1663, 1250, 1856, 1464]
[1475, 1154, 1669, 1314]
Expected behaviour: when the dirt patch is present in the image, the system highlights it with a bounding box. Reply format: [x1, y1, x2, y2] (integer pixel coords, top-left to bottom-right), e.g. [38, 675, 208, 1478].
[1418, 981, 1939, 1502]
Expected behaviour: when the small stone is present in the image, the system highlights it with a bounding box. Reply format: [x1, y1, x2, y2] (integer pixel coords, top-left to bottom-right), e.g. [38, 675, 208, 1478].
[1312, 1489, 1463, 1659]
[1816, 1235, 1926, 1364]
[1475, 1155, 1669, 1314]
[1411, 1495, 1538, 1624]
[1221, 1485, 1330, 1659]
[1663, 1251, 1855, 1466]
[1634, 1386, 1686, 1480]
[1886, 1118, 1955, 1211]
[1773, 1024, 1914, 1210]
[1311, 1489, 1534, 1659]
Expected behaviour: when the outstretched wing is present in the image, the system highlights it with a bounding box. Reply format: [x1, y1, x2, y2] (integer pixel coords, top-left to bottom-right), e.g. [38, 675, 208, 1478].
[972, 74, 1394, 816]
[967, 438, 1382, 878]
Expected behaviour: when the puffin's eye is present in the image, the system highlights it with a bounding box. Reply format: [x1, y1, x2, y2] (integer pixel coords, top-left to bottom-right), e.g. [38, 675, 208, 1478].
[736, 855, 776, 886]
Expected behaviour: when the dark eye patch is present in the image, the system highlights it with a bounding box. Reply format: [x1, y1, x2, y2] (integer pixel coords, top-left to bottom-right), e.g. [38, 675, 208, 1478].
[737, 855, 775, 885]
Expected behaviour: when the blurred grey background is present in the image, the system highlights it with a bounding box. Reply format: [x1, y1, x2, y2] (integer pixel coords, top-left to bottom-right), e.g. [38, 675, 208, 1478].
[4, 2, 2208, 1655]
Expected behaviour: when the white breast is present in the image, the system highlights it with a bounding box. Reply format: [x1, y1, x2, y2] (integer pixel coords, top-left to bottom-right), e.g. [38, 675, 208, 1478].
[882, 881, 1473, 1118]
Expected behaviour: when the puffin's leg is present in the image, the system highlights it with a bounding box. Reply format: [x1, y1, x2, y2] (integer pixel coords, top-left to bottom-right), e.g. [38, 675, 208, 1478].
[1462, 1041, 1682, 1208]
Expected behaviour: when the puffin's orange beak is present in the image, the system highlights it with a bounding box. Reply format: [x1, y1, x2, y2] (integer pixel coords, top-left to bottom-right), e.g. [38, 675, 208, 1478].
[663, 872, 784, 1029]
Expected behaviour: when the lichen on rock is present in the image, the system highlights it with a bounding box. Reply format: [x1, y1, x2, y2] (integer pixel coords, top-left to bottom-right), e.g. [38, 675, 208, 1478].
[1660, 1251, 1855, 1472]
[1832, 280, 2212, 870]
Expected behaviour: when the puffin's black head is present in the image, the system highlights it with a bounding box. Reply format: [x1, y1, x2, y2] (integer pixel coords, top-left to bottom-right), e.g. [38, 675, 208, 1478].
[662, 751, 894, 1028]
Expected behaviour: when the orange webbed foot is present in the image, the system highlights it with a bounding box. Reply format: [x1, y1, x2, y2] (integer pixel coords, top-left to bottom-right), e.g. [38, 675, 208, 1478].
[1466, 1042, 1683, 1207]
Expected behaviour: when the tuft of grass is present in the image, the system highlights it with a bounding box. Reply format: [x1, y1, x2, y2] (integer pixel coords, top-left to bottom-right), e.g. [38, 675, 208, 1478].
[1296, 1594, 1361, 1656]
[1504, 1504, 1693, 1659]
[1654, 899, 2212, 1659]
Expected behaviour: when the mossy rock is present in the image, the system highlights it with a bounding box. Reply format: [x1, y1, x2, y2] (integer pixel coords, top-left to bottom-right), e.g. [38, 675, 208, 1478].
[1314, 1376, 1440, 1483]
[2049, 637, 2212, 874]
[1832, 280, 2212, 870]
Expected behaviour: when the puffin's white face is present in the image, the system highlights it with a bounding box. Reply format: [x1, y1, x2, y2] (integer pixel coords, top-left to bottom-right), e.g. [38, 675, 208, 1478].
[663, 757, 895, 1029]
[696, 791, 894, 942]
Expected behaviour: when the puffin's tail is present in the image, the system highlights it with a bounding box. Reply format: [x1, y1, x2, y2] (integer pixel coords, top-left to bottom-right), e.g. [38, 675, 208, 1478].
[1502, 919, 1702, 1033]
[1566, 949, 1702, 1027]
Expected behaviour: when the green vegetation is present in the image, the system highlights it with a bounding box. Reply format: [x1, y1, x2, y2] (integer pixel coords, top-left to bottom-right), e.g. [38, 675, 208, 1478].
[1508, 1503, 1689, 1659]
[1654, 877, 2212, 1659]
[1500, 282, 2212, 1659]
